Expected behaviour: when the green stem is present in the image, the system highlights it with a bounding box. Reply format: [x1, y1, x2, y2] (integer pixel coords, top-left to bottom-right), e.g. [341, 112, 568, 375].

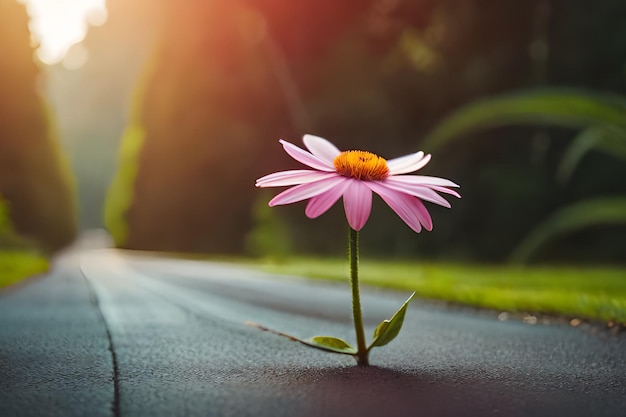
[349, 227, 369, 366]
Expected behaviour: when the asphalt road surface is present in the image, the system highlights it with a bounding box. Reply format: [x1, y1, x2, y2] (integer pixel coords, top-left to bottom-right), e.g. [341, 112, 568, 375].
[1, 246, 625, 417]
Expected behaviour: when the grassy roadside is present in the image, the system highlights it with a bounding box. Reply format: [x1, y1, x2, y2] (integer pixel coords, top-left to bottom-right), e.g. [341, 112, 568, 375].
[0, 251, 49, 289]
[248, 257, 626, 324]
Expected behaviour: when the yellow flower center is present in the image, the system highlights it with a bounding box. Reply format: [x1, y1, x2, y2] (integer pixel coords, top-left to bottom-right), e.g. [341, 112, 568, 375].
[333, 150, 389, 181]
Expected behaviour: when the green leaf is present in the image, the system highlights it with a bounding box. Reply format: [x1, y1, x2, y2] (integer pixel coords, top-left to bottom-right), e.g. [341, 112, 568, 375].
[304, 336, 357, 355]
[557, 126, 626, 184]
[369, 292, 416, 349]
[246, 322, 357, 355]
[509, 197, 626, 264]
[421, 88, 626, 151]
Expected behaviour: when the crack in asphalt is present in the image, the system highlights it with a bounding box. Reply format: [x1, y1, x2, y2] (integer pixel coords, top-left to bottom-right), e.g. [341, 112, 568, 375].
[72, 249, 626, 417]
[81, 261, 121, 417]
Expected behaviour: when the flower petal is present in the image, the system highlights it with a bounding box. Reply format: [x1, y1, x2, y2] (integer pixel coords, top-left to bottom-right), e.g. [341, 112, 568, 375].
[303, 134, 342, 165]
[305, 178, 351, 219]
[387, 152, 430, 175]
[269, 176, 345, 207]
[342, 180, 372, 231]
[429, 185, 461, 199]
[366, 182, 436, 232]
[383, 178, 452, 208]
[412, 198, 433, 231]
[387, 175, 460, 188]
[280, 140, 336, 171]
[256, 170, 337, 187]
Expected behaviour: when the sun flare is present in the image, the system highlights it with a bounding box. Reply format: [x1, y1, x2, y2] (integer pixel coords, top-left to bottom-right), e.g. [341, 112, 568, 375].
[18, 0, 108, 66]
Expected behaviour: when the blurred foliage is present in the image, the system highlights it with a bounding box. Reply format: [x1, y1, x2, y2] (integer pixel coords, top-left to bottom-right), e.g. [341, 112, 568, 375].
[557, 125, 626, 183]
[0, 0, 77, 252]
[0, 196, 11, 236]
[105, 49, 159, 247]
[0, 195, 27, 249]
[46, 0, 163, 230]
[510, 197, 626, 264]
[114, 0, 295, 253]
[0, 251, 49, 289]
[103, 0, 625, 263]
[421, 89, 626, 150]
[421, 88, 626, 263]
[105, 124, 146, 247]
[245, 192, 293, 260]
[0, 194, 46, 287]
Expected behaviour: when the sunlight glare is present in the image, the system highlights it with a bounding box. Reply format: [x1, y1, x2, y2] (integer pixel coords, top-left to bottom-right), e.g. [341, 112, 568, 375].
[19, 0, 108, 66]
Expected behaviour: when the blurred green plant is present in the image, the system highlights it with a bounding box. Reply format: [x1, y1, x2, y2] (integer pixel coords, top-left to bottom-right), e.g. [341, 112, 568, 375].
[104, 124, 146, 246]
[245, 193, 293, 260]
[0, 194, 34, 250]
[0, 251, 48, 289]
[104, 51, 157, 247]
[422, 88, 626, 263]
[509, 197, 626, 264]
[422, 89, 626, 150]
[0, 195, 48, 288]
[0, 195, 17, 247]
[556, 125, 626, 183]
[0, 196, 10, 229]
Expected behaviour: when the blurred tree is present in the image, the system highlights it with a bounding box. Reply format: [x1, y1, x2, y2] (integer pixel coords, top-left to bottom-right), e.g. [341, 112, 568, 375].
[107, 0, 539, 256]
[111, 0, 282, 253]
[107, 0, 626, 263]
[0, 194, 35, 250]
[0, 0, 77, 252]
[46, 0, 163, 230]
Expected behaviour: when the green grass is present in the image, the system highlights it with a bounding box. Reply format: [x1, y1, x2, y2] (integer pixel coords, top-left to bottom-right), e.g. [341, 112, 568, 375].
[249, 257, 626, 324]
[0, 251, 49, 289]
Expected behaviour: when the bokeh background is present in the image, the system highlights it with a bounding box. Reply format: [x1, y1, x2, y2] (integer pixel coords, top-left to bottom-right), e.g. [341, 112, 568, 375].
[1, 0, 625, 264]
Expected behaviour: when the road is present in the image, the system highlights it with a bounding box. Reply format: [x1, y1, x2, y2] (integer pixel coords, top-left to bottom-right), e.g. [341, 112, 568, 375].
[1, 246, 625, 417]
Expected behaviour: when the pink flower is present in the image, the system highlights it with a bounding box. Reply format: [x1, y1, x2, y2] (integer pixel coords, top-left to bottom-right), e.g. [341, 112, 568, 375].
[255, 135, 460, 232]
